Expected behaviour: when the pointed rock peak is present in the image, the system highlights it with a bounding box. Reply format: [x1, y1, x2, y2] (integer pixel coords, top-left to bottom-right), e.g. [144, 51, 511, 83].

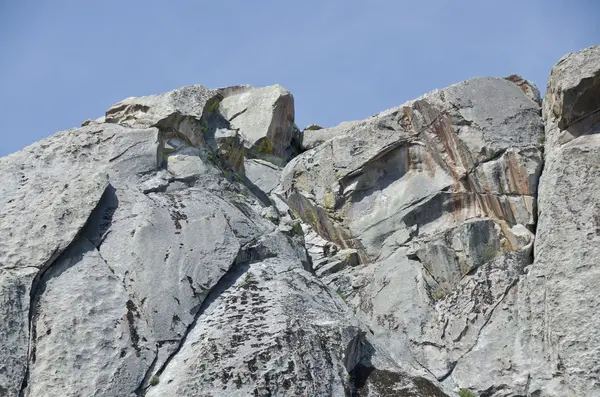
[504, 74, 542, 104]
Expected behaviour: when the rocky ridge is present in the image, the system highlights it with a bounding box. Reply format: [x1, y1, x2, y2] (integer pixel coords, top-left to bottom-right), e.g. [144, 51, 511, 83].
[0, 45, 599, 397]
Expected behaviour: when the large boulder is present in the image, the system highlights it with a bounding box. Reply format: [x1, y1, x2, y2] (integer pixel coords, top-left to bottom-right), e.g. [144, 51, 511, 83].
[219, 85, 300, 165]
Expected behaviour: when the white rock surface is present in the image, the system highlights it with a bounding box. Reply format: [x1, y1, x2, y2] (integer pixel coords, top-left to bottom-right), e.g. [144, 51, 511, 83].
[219, 85, 298, 164]
[2, 45, 600, 397]
[0, 88, 451, 396]
[105, 85, 218, 147]
[278, 75, 545, 395]
[24, 239, 153, 397]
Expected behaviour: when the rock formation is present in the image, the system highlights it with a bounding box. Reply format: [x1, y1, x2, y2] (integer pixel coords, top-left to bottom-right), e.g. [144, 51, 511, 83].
[0, 45, 599, 397]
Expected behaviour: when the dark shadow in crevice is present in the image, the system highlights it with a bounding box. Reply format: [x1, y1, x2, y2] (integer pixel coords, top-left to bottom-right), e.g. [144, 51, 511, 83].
[559, 74, 600, 144]
[343, 330, 450, 397]
[81, 184, 119, 248]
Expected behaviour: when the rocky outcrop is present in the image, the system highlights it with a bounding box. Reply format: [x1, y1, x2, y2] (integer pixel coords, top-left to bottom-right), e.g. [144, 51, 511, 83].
[0, 82, 451, 397]
[522, 44, 600, 396]
[277, 75, 544, 396]
[1, 45, 600, 397]
[448, 45, 600, 397]
[219, 85, 299, 165]
[280, 77, 542, 262]
[105, 84, 300, 173]
[504, 74, 541, 105]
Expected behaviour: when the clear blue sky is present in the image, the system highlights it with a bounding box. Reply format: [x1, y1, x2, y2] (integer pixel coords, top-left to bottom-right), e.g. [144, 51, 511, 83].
[1, 0, 598, 157]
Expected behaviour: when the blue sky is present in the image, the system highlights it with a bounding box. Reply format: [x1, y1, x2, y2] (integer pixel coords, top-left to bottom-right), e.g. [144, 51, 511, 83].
[1, 0, 598, 157]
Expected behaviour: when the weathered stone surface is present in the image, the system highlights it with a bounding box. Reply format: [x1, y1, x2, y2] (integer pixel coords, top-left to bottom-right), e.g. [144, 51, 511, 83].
[104, 84, 300, 173]
[244, 158, 282, 194]
[24, 239, 153, 397]
[280, 77, 543, 261]
[301, 119, 363, 150]
[0, 117, 278, 396]
[0, 156, 108, 272]
[0, 268, 36, 397]
[0, 87, 452, 397]
[3, 44, 600, 397]
[279, 75, 545, 394]
[145, 257, 448, 397]
[219, 85, 299, 164]
[504, 74, 541, 105]
[437, 45, 600, 397]
[544, 45, 600, 146]
[105, 85, 219, 147]
[0, 125, 120, 397]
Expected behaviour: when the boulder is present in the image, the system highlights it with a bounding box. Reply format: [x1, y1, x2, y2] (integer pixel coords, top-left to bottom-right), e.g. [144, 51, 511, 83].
[219, 85, 300, 164]
[105, 85, 220, 148]
[104, 84, 300, 177]
[544, 45, 600, 148]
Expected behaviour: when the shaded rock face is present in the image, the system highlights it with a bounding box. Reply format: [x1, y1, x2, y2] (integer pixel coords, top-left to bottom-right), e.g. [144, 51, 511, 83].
[1, 45, 600, 397]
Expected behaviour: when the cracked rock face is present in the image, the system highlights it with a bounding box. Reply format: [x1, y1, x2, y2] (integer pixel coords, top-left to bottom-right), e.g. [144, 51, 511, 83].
[278, 75, 546, 395]
[523, 44, 600, 397]
[0, 82, 450, 397]
[279, 77, 542, 264]
[1, 45, 600, 397]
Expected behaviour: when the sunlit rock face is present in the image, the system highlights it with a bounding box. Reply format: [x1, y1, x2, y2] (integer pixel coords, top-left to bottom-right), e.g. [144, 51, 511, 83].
[1, 44, 600, 397]
[278, 75, 544, 396]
